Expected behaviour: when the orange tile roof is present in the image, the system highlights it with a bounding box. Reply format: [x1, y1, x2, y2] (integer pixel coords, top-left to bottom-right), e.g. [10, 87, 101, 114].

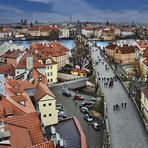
[27, 141, 54, 148]
[0, 96, 25, 118]
[3, 112, 45, 145]
[34, 83, 55, 102]
[5, 79, 36, 114]
[30, 41, 68, 58]
[9, 88, 23, 94]
[11, 95, 27, 103]
[0, 124, 33, 148]
[8, 79, 21, 87]
[16, 58, 46, 69]
[0, 64, 15, 76]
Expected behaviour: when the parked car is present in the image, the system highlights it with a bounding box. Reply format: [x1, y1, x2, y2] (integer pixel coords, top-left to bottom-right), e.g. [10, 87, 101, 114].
[84, 114, 93, 122]
[62, 91, 71, 97]
[74, 95, 84, 100]
[80, 107, 89, 113]
[79, 101, 94, 108]
[91, 122, 100, 131]
[56, 104, 63, 111]
[58, 111, 67, 118]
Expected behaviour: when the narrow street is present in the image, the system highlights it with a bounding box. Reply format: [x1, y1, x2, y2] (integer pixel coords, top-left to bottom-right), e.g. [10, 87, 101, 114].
[89, 42, 148, 148]
[50, 87, 103, 148]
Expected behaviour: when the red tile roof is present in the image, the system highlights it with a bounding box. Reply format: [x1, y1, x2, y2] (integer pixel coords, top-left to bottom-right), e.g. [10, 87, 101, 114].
[0, 124, 33, 148]
[11, 95, 27, 103]
[34, 83, 55, 102]
[118, 45, 136, 54]
[3, 112, 45, 145]
[30, 41, 68, 58]
[16, 58, 46, 69]
[0, 64, 15, 76]
[106, 44, 117, 50]
[9, 88, 23, 94]
[27, 141, 54, 148]
[5, 79, 36, 114]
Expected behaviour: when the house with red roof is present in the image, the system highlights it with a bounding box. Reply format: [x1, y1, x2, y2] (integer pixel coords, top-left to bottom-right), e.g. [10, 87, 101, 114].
[34, 83, 58, 126]
[105, 44, 137, 64]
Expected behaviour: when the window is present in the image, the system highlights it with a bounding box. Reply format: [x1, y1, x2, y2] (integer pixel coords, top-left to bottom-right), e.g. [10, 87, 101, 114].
[50, 65, 52, 69]
[43, 114, 46, 117]
[49, 114, 52, 117]
[17, 71, 19, 74]
[48, 79, 50, 83]
[49, 103, 51, 106]
[48, 72, 50, 76]
[51, 78, 53, 82]
[43, 104, 46, 107]
[51, 72, 52, 76]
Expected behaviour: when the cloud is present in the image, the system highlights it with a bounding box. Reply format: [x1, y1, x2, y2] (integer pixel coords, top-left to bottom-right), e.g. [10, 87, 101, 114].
[0, 4, 23, 14]
[27, 0, 52, 3]
[0, 0, 148, 23]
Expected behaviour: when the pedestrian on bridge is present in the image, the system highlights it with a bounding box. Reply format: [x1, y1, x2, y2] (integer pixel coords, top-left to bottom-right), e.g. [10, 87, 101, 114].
[124, 102, 127, 108]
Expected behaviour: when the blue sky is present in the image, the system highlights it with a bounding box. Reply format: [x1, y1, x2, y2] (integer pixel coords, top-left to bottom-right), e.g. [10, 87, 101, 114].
[0, 0, 148, 23]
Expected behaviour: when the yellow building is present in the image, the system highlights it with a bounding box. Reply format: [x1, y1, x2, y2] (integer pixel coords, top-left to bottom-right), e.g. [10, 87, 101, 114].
[102, 27, 115, 41]
[38, 57, 58, 84]
[71, 69, 87, 77]
[141, 86, 148, 131]
[34, 83, 58, 127]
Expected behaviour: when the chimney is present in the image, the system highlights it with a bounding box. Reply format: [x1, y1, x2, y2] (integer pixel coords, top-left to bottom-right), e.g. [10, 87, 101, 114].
[26, 56, 33, 70]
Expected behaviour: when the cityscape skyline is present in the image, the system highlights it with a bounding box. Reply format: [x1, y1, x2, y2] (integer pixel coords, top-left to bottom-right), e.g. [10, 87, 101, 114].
[0, 0, 148, 23]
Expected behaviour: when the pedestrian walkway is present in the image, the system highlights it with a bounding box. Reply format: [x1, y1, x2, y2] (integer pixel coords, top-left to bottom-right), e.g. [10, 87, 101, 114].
[89, 42, 148, 148]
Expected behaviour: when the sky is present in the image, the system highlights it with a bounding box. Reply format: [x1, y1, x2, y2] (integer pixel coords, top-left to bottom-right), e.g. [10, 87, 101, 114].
[0, 0, 148, 23]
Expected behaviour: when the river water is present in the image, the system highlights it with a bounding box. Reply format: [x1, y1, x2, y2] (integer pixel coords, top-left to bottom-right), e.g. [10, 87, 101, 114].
[14, 39, 136, 51]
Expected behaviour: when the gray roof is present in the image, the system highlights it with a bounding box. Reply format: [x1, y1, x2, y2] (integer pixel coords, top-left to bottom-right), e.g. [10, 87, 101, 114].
[45, 118, 81, 148]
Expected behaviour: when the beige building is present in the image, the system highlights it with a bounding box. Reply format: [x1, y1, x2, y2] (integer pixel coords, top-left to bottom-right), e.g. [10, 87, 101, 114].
[34, 83, 58, 127]
[141, 86, 148, 131]
[139, 48, 148, 81]
[105, 44, 137, 64]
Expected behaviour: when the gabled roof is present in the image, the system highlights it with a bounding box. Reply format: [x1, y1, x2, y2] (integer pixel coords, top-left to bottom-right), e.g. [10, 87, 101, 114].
[34, 83, 55, 102]
[5, 78, 36, 114]
[3, 112, 45, 145]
